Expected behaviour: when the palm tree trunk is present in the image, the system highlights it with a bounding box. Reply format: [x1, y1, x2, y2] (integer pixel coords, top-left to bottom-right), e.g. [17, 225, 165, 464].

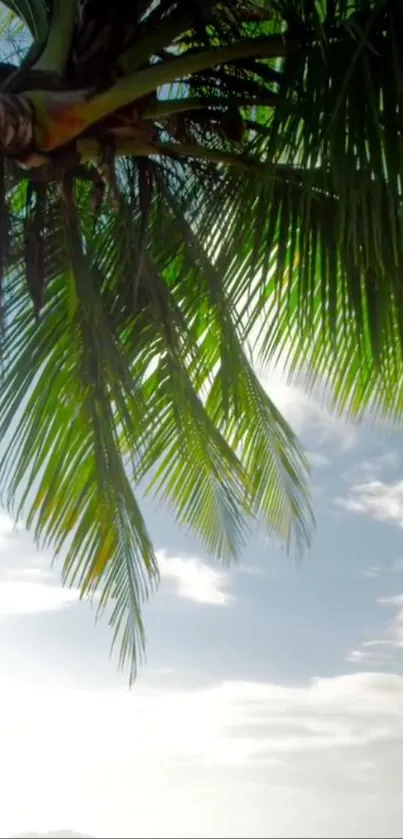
[0, 94, 34, 157]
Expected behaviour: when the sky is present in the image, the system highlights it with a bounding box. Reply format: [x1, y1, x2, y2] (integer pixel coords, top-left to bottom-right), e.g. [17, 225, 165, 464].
[1, 9, 403, 838]
[2, 368, 403, 838]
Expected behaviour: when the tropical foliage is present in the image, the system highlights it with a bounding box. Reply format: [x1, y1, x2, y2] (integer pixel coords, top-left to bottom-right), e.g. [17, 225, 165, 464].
[0, 0, 399, 678]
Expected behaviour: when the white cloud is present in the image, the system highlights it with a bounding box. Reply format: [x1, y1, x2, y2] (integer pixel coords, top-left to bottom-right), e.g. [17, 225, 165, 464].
[256, 365, 357, 449]
[345, 645, 393, 666]
[392, 558, 403, 573]
[5, 671, 403, 765]
[237, 563, 265, 577]
[248, 321, 356, 449]
[4, 673, 403, 837]
[0, 514, 82, 617]
[13, 834, 92, 838]
[0, 581, 80, 617]
[346, 592, 403, 666]
[346, 649, 369, 663]
[246, 304, 355, 448]
[381, 451, 401, 468]
[360, 565, 382, 579]
[375, 595, 403, 649]
[357, 559, 403, 580]
[306, 452, 330, 469]
[343, 452, 400, 484]
[0, 512, 16, 535]
[157, 551, 234, 605]
[335, 480, 403, 527]
[378, 594, 403, 607]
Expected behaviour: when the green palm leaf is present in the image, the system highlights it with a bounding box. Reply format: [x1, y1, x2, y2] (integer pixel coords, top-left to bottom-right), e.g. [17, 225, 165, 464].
[0, 0, 401, 678]
[0, 142, 312, 678]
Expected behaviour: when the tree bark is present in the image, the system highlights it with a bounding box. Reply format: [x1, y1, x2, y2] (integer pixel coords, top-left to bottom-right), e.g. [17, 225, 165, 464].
[0, 94, 34, 157]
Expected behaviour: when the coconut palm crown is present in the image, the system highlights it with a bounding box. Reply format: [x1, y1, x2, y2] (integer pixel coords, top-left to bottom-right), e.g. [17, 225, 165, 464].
[0, 0, 400, 679]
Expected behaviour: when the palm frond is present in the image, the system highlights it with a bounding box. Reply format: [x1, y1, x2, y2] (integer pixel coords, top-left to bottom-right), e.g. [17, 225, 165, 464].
[2, 0, 402, 678]
[0, 182, 157, 682]
[0, 143, 313, 678]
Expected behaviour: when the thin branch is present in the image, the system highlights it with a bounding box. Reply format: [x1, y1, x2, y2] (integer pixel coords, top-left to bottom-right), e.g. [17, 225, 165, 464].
[33, 0, 76, 74]
[31, 34, 294, 151]
[85, 35, 290, 122]
[118, 14, 191, 75]
[142, 93, 282, 120]
[77, 135, 265, 170]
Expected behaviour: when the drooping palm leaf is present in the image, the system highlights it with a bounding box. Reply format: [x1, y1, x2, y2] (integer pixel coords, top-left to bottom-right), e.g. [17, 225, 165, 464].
[0, 0, 401, 677]
[0, 109, 313, 678]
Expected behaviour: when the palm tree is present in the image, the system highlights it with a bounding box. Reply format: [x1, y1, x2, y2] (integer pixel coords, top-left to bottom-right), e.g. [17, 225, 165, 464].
[0, 0, 399, 679]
